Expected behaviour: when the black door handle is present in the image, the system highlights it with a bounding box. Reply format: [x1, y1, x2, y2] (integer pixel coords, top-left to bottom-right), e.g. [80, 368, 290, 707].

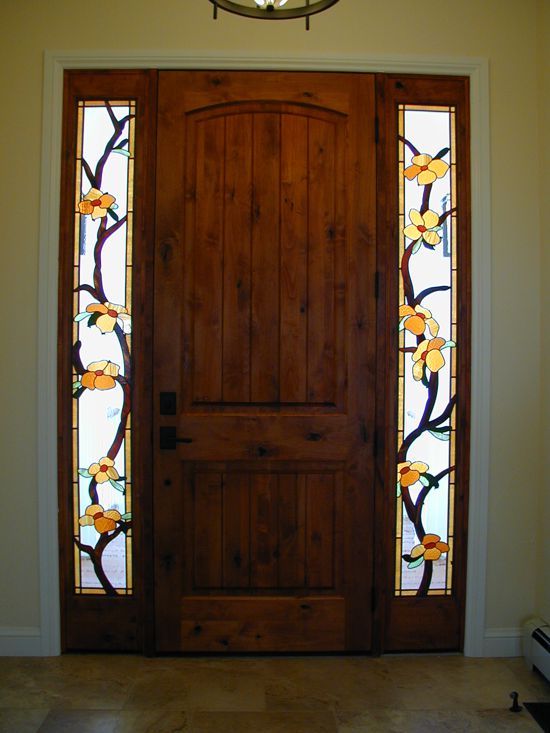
[159, 426, 193, 450]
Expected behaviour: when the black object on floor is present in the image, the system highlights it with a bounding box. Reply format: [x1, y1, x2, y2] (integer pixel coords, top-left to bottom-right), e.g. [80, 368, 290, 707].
[510, 691, 523, 712]
[525, 702, 550, 733]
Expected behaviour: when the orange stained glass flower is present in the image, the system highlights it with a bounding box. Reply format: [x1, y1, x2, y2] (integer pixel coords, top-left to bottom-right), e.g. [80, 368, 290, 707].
[404, 154, 449, 186]
[403, 209, 441, 246]
[81, 360, 120, 391]
[78, 188, 116, 219]
[79, 504, 122, 534]
[399, 304, 439, 337]
[88, 457, 120, 484]
[412, 337, 446, 381]
[410, 533, 450, 562]
[85, 301, 131, 334]
[397, 460, 429, 488]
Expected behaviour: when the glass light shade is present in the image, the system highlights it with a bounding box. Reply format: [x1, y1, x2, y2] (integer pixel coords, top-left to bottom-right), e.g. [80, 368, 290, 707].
[254, 0, 289, 7]
[210, 0, 340, 22]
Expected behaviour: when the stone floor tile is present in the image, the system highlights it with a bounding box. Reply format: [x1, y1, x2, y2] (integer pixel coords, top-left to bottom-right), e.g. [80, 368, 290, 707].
[503, 658, 550, 702]
[0, 708, 49, 733]
[192, 710, 338, 733]
[37, 709, 119, 733]
[264, 656, 395, 712]
[474, 708, 543, 731]
[371, 655, 545, 711]
[114, 710, 190, 732]
[337, 707, 544, 732]
[123, 668, 191, 710]
[0, 657, 132, 710]
[184, 667, 266, 711]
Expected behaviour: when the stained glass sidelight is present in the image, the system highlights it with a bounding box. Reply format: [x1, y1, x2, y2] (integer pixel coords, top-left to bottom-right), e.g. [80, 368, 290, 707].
[395, 105, 457, 596]
[71, 100, 135, 595]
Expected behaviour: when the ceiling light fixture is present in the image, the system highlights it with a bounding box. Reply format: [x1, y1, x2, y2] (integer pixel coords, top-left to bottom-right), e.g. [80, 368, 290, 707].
[209, 0, 340, 30]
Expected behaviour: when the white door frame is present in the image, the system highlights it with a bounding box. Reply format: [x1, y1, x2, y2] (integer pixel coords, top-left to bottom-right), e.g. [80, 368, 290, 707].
[36, 51, 491, 656]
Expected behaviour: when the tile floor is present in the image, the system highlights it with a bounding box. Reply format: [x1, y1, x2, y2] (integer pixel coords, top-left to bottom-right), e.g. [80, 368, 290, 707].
[0, 654, 549, 732]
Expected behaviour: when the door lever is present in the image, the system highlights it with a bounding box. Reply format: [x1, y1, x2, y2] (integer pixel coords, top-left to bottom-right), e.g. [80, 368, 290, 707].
[159, 426, 193, 450]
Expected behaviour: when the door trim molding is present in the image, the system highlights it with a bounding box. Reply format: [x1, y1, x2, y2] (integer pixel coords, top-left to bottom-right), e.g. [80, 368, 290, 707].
[35, 51, 491, 657]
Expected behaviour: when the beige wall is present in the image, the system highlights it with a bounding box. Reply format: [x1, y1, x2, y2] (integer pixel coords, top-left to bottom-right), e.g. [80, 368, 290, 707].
[0, 0, 546, 637]
[537, 0, 550, 627]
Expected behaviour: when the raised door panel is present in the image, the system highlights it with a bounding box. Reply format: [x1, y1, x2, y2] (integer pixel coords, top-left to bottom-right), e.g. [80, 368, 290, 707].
[185, 106, 345, 409]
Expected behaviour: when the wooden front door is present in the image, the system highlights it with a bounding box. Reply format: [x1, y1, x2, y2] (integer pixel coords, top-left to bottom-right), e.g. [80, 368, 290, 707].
[153, 71, 376, 652]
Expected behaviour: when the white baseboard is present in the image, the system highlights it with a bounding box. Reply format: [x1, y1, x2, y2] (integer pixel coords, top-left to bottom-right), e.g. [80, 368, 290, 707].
[483, 627, 523, 657]
[0, 627, 42, 656]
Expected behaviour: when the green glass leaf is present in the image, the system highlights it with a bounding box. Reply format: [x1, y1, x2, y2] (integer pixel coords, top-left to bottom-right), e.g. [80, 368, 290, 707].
[442, 340, 456, 349]
[398, 317, 408, 331]
[107, 208, 120, 222]
[78, 468, 91, 477]
[433, 146, 450, 160]
[74, 312, 91, 322]
[121, 512, 132, 521]
[112, 148, 131, 158]
[72, 380, 82, 390]
[419, 475, 430, 487]
[429, 429, 451, 441]
[109, 479, 125, 493]
[412, 239, 422, 254]
[430, 431, 451, 441]
[402, 553, 413, 563]
[424, 472, 440, 489]
[87, 311, 100, 328]
[407, 556, 424, 569]
[396, 482, 402, 497]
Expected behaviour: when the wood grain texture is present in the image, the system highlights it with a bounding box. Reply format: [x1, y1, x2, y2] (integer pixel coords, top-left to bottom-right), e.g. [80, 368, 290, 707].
[150, 71, 379, 653]
[181, 596, 346, 652]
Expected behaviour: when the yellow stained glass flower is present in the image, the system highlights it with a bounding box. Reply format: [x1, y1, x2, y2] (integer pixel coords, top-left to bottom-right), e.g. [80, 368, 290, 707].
[88, 457, 120, 484]
[78, 188, 116, 219]
[399, 304, 439, 337]
[403, 209, 441, 246]
[412, 337, 446, 381]
[410, 533, 450, 562]
[81, 360, 119, 391]
[404, 154, 449, 186]
[397, 460, 429, 489]
[85, 301, 131, 334]
[79, 504, 122, 534]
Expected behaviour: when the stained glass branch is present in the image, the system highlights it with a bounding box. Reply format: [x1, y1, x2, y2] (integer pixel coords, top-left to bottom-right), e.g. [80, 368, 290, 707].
[107, 382, 131, 462]
[417, 559, 433, 597]
[81, 158, 97, 190]
[95, 109, 133, 190]
[73, 522, 131, 597]
[93, 215, 128, 303]
[399, 135, 420, 157]
[399, 394, 456, 458]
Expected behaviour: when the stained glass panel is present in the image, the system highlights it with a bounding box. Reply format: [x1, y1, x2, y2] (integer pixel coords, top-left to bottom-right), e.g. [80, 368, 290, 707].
[395, 105, 457, 596]
[71, 100, 135, 595]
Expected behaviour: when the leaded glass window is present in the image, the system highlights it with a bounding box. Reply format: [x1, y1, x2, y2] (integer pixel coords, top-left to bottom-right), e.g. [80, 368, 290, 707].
[71, 100, 135, 595]
[396, 105, 457, 596]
